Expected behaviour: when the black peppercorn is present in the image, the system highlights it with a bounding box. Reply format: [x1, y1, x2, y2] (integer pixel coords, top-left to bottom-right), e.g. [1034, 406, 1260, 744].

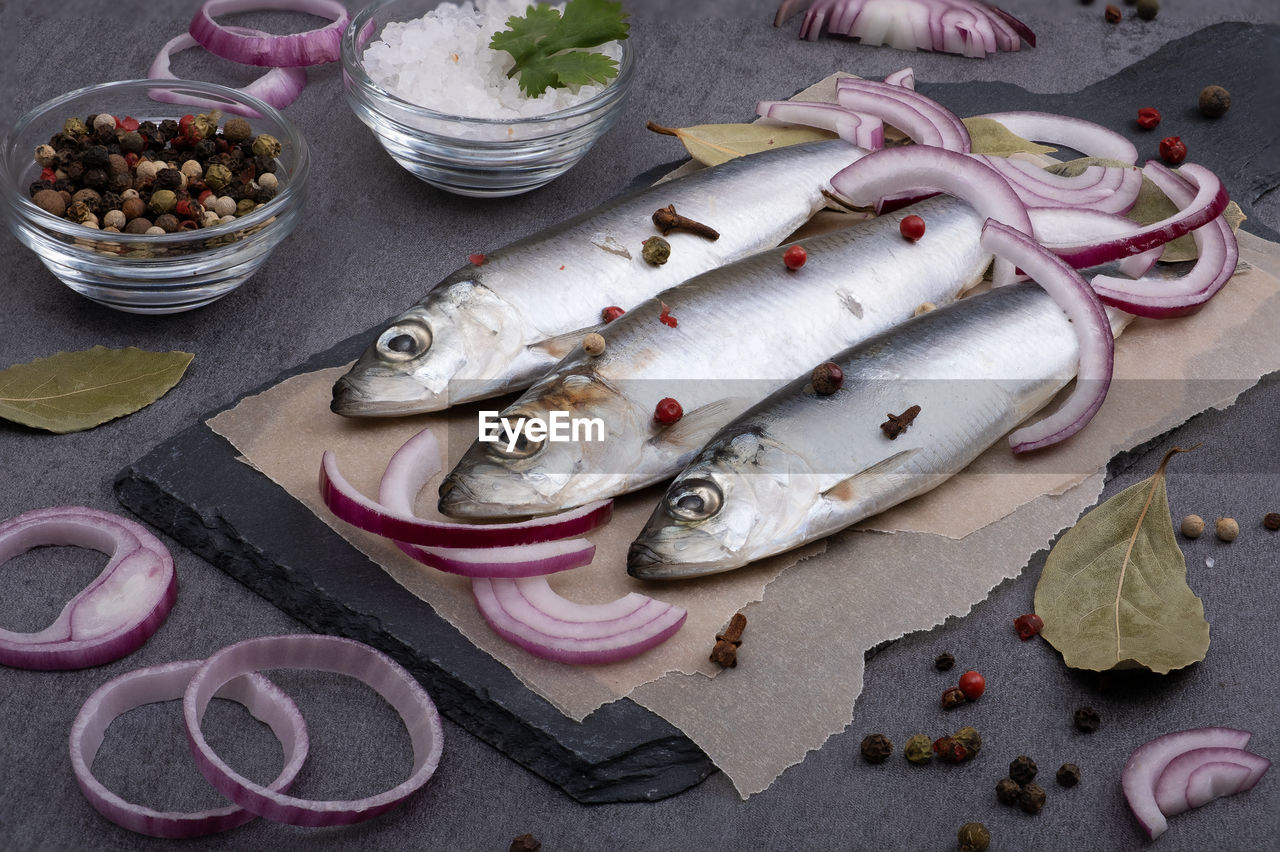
[28, 181, 52, 198]
[509, 834, 541, 852]
[1009, 755, 1038, 785]
[1057, 762, 1082, 787]
[64, 161, 85, 182]
[83, 145, 110, 170]
[101, 191, 122, 212]
[995, 777, 1022, 806]
[107, 171, 133, 194]
[1019, 782, 1047, 814]
[154, 168, 184, 192]
[82, 168, 108, 191]
[193, 138, 218, 162]
[1073, 706, 1101, 733]
[860, 733, 893, 764]
[157, 120, 180, 142]
[935, 652, 956, 671]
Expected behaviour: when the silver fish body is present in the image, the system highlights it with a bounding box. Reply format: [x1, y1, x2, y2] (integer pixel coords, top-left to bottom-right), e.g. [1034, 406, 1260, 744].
[439, 195, 991, 518]
[627, 282, 1093, 579]
[331, 141, 868, 416]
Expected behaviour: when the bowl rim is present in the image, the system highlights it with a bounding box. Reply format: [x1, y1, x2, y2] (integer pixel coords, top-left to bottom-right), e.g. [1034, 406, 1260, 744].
[341, 0, 635, 129]
[0, 78, 309, 251]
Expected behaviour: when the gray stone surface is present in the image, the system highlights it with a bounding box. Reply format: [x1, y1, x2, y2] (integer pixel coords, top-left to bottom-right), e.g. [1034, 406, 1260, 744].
[2, 1, 1278, 849]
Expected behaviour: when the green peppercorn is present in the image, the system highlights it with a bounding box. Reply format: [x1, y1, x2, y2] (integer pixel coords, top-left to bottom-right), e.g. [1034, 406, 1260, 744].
[223, 116, 253, 143]
[204, 163, 233, 192]
[1135, 0, 1159, 19]
[1009, 755, 1038, 785]
[957, 821, 990, 852]
[1199, 85, 1231, 118]
[1057, 762, 1082, 787]
[192, 112, 220, 141]
[251, 134, 281, 158]
[995, 777, 1022, 806]
[148, 189, 177, 216]
[952, 727, 982, 759]
[63, 117, 89, 137]
[236, 198, 257, 217]
[642, 235, 671, 265]
[860, 733, 893, 764]
[1019, 782, 1047, 814]
[903, 734, 933, 765]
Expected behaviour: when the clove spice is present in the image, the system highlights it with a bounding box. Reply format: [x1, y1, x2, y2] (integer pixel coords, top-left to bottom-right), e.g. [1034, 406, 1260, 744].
[653, 204, 720, 241]
[881, 405, 921, 439]
[710, 612, 747, 667]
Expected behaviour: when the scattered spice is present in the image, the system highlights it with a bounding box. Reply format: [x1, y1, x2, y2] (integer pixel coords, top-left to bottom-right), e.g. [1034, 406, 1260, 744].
[933, 735, 968, 763]
[900, 214, 926, 241]
[710, 612, 746, 668]
[1181, 514, 1205, 539]
[1159, 136, 1187, 165]
[1135, 0, 1159, 20]
[958, 671, 986, 701]
[1073, 706, 1101, 733]
[914, 302, 937, 316]
[935, 651, 955, 671]
[658, 302, 678, 328]
[1019, 782, 1047, 814]
[468, 252, 486, 265]
[1136, 107, 1161, 130]
[957, 822, 990, 852]
[509, 834, 541, 852]
[1057, 762, 1082, 787]
[904, 734, 934, 764]
[1009, 755, 1038, 785]
[953, 726, 983, 759]
[654, 397, 683, 424]
[652, 204, 719, 240]
[642, 235, 671, 265]
[881, 405, 921, 440]
[1013, 613, 1045, 640]
[996, 777, 1022, 806]
[1264, 512, 1280, 531]
[1215, 517, 1239, 542]
[860, 733, 894, 764]
[582, 333, 606, 357]
[601, 305, 625, 323]
[783, 244, 807, 270]
[1198, 85, 1231, 118]
[1104, 4, 1122, 23]
[941, 687, 967, 710]
[811, 362, 844, 395]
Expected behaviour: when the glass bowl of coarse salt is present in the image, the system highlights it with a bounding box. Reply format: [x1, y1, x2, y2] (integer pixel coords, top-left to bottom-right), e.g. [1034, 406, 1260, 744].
[342, 0, 635, 198]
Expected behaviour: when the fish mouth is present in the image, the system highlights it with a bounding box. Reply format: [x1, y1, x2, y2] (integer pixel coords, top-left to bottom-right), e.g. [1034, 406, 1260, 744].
[626, 533, 745, 580]
[330, 374, 445, 417]
[437, 473, 564, 519]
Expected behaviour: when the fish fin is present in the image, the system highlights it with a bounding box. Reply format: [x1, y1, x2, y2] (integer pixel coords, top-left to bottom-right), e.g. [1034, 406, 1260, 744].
[649, 398, 741, 453]
[821, 448, 921, 503]
[528, 324, 607, 361]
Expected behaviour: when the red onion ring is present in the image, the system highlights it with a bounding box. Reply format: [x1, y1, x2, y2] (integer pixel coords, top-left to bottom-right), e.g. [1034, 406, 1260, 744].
[974, 111, 1138, 164]
[975, 155, 1142, 214]
[148, 30, 308, 115]
[320, 439, 612, 548]
[755, 101, 885, 150]
[1123, 727, 1254, 839]
[183, 635, 443, 827]
[784, 0, 1033, 57]
[69, 660, 308, 838]
[1154, 747, 1271, 817]
[981, 220, 1114, 453]
[376, 427, 597, 578]
[189, 0, 350, 67]
[0, 507, 176, 670]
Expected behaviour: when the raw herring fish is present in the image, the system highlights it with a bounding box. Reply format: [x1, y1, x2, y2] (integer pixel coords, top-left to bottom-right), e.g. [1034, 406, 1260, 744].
[628, 282, 1128, 579]
[331, 141, 867, 417]
[438, 195, 991, 518]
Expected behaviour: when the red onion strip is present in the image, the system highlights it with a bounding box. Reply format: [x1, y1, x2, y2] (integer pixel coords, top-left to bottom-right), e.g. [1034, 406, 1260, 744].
[184, 635, 444, 827]
[787, 0, 1033, 56]
[1123, 727, 1253, 839]
[1028, 207, 1162, 279]
[1154, 747, 1271, 817]
[980, 220, 1114, 453]
[0, 507, 176, 671]
[147, 30, 308, 115]
[755, 101, 885, 150]
[376, 427, 596, 578]
[836, 76, 970, 151]
[883, 66, 915, 88]
[69, 660, 308, 838]
[320, 441, 612, 548]
[975, 155, 1142, 214]
[974, 111, 1138, 164]
[189, 0, 350, 67]
[1185, 762, 1265, 809]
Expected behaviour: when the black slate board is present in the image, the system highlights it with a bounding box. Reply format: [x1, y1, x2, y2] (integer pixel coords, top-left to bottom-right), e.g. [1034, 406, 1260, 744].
[115, 23, 1280, 805]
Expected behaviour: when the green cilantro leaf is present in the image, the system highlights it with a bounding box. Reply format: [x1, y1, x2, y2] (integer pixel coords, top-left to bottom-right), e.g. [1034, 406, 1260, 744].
[490, 0, 630, 97]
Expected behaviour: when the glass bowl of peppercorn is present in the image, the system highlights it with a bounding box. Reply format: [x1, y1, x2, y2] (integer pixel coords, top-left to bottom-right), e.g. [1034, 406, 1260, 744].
[340, 0, 635, 198]
[0, 79, 309, 313]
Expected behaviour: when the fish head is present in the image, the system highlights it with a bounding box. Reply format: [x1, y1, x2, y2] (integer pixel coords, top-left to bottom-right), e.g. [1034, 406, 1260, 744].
[331, 278, 523, 417]
[628, 428, 824, 579]
[438, 370, 645, 517]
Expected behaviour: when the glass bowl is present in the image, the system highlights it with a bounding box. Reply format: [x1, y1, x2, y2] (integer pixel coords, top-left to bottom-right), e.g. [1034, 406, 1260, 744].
[0, 79, 309, 314]
[342, 0, 635, 198]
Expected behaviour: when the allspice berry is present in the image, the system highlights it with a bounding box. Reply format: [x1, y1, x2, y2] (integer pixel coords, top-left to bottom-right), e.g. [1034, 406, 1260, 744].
[1215, 517, 1239, 542]
[1264, 512, 1280, 531]
[1198, 85, 1231, 117]
[224, 116, 253, 143]
[957, 822, 990, 852]
[811, 362, 844, 395]
[1181, 514, 1205, 538]
[33, 188, 66, 217]
[582, 332, 606, 357]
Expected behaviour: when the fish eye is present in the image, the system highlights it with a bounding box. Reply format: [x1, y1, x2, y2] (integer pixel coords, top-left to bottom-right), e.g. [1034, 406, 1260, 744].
[376, 320, 432, 362]
[666, 478, 723, 521]
[487, 414, 546, 460]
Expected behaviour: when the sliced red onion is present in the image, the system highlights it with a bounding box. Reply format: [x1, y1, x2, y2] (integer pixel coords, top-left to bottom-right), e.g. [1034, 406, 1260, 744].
[974, 155, 1142, 214]
[1090, 163, 1238, 318]
[974, 111, 1138, 164]
[376, 426, 596, 578]
[1029, 207, 1162, 279]
[981, 220, 1114, 453]
[189, 0, 350, 67]
[883, 66, 915, 88]
[0, 507, 176, 670]
[755, 101, 885, 149]
[69, 660, 308, 838]
[1154, 747, 1271, 817]
[147, 30, 308, 115]
[1050, 162, 1229, 269]
[1122, 727, 1253, 839]
[184, 635, 443, 827]
[836, 76, 970, 151]
[320, 441, 612, 548]
[783, 0, 1033, 57]
[1186, 761, 1267, 809]
[829, 146, 1029, 285]
[472, 577, 687, 665]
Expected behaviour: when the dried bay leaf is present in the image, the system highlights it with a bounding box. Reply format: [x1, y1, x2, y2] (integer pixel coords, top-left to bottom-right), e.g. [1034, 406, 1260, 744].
[962, 117, 1058, 157]
[647, 120, 837, 167]
[1033, 449, 1209, 674]
[0, 346, 194, 433]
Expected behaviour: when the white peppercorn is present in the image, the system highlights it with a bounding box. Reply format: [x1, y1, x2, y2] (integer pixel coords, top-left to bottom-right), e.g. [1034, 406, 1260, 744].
[180, 159, 203, 181]
[213, 196, 237, 217]
[145, 226, 166, 235]
[258, 172, 278, 189]
[92, 113, 117, 134]
[103, 209, 127, 229]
